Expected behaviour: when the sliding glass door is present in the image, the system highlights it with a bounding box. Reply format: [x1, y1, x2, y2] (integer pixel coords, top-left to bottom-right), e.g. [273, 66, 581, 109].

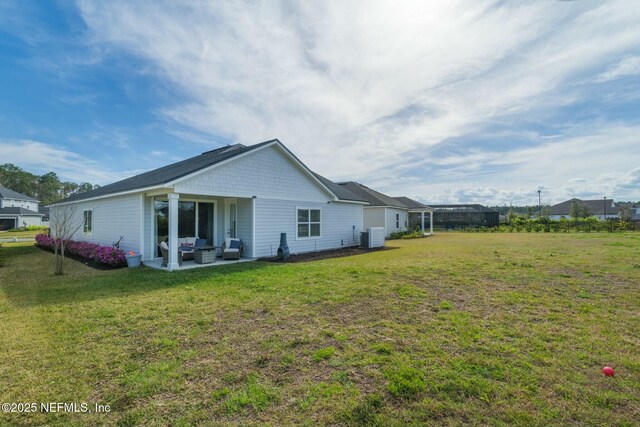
[155, 199, 215, 256]
[198, 202, 214, 245]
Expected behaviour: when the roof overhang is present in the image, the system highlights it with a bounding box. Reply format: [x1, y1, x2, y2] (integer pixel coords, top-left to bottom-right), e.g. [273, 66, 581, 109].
[48, 185, 168, 207]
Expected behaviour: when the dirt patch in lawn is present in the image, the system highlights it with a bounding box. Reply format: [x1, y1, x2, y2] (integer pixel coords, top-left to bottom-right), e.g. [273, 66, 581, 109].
[259, 245, 395, 263]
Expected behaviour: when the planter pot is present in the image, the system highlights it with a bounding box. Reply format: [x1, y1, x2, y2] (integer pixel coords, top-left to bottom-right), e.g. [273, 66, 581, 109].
[126, 254, 142, 268]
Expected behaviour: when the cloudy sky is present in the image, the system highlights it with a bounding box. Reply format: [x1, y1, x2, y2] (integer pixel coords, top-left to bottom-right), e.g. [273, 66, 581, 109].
[1, 1, 639, 205]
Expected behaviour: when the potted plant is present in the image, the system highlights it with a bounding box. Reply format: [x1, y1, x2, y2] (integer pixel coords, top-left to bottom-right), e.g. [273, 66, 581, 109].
[125, 250, 142, 268]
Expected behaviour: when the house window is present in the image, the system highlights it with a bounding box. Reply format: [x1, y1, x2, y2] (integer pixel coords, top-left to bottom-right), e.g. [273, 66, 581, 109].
[396, 213, 400, 228]
[83, 210, 92, 234]
[297, 208, 321, 238]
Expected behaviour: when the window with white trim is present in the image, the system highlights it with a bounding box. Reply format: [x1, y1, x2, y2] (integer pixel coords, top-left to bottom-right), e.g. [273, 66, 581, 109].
[83, 210, 92, 234]
[297, 208, 321, 238]
[396, 213, 400, 228]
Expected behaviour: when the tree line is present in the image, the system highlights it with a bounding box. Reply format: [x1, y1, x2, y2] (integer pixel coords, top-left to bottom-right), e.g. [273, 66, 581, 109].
[0, 164, 98, 206]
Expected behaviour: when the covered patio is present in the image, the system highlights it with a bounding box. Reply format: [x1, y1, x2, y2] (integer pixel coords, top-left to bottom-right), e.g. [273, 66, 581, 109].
[143, 256, 257, 270]
[143, 191, 255, 271]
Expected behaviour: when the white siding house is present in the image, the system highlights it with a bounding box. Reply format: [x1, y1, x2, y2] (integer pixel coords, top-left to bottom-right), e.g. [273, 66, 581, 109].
[548, 198, 620, 221]
[0, 186, 44, 230]
[49, 139, 367, 270]
[338, 182, 433, 238]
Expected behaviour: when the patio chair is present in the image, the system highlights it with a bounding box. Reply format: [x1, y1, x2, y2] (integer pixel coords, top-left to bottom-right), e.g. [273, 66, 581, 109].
[159, 241, 183, 267]
[222, 238, 244, 260]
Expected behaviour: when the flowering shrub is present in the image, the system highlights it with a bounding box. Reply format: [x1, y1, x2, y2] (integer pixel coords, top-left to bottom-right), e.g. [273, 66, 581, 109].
[35, 234, 126, 267]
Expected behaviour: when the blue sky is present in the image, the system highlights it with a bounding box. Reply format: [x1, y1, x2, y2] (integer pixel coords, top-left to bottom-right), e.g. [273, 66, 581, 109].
[1, 1, 639, 205]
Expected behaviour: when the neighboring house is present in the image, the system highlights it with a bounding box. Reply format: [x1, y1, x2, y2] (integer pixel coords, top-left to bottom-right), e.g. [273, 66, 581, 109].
[336, 182, 433, 237]
[0, 186, 44, 230]
[548, 198, 619, 221]
[38, 205, 50, 226]
[48, 139, 367, 270]
[393, 196, 434, 235]
[429, 204, 499, 229]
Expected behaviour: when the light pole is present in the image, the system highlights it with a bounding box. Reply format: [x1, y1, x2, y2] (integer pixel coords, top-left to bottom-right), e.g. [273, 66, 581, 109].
[603, 196, 607, 221]
[538, 190, 541, 219]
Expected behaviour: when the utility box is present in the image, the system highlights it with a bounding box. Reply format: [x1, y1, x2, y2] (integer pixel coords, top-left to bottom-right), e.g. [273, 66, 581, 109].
[360, 232, 369, 249]
[368, 227, 385, 248]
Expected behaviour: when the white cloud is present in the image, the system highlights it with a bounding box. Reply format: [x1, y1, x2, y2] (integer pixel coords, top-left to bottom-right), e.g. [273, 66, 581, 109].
[0, 139, 136, 184]
[70, 0, 640, 204]
[593, 56, 640, 83]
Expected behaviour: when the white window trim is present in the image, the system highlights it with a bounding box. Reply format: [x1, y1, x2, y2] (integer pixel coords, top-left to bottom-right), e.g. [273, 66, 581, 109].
[296, 206, 322, 240]
[83, 209, 93, 235]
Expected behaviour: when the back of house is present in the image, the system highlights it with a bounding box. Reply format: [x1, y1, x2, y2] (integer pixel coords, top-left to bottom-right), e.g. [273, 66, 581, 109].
[48, 139, 367, 269]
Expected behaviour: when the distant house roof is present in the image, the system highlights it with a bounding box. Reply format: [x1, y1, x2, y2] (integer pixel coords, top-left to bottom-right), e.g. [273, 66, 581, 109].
[38, 205, 50, 219]
[337, 182, 407, 208]
[0, 186, 38, 202]
[0, 207, 44, 216]
[52, 139, 363, 205]
[393, 196, 432, 210]
[549, 198, 619, 216]
[429, 204, 498, 213]
[312, 174, 368, 203]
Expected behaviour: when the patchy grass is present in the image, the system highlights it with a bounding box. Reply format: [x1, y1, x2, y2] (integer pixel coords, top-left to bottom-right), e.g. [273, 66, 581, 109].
[1, 233, 639, 426]
[313, 347, 336, 362]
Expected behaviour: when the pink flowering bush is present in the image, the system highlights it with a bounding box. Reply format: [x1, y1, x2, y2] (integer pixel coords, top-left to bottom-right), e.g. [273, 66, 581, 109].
[35, 234, 126, 267]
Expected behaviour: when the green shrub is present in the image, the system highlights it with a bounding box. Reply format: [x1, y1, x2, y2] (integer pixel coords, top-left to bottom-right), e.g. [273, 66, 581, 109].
[7, 226, 48, 232]
[401, 230, 423, 239]
[388, 231, 408, 240]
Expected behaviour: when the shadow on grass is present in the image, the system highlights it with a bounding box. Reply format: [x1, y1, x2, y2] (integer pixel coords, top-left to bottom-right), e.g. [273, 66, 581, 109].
[1, 243, 275, 308]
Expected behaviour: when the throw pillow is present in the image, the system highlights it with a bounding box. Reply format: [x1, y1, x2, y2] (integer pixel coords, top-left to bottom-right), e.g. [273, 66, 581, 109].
[229, 239, 240, 249]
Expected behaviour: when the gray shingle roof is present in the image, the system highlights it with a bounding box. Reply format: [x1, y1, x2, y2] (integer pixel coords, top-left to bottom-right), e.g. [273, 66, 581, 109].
[0, 186, 38, 202]
[393, 196, 431, 210]
[59, 140, 275, 204]
[549, 198, 619, 216]
[55, 139, 363, 204]
[312, 174, 368, 202]
[0, 207, 44, 216]
[429, 204, 498, 213]
[337, 182, 407, 208]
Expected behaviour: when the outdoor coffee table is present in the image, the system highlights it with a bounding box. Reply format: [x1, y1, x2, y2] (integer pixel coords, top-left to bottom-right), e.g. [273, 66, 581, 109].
[194, 246, 216, 264]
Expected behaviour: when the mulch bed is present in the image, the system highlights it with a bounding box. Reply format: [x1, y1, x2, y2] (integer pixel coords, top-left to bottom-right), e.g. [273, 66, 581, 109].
[259, 245, 395, 263]
[35, 245, 125, 270]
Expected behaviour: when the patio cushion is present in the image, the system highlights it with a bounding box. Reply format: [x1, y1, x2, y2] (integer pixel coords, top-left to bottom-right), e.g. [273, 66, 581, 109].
[229, 239, 240, 249]
[224, 248, 240, 253]
[224, 238, 232, 249]
[160, 241, 169, 250]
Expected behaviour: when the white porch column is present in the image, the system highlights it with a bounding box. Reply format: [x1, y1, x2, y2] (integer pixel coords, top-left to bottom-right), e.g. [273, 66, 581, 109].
[429, 211, 434, 235]
[421, 211, 425, 235]
[251, 196, 257, 258]
[168, 193, 180, 271]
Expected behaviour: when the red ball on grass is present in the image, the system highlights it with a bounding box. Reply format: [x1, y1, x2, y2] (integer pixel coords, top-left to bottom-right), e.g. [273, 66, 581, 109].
[602, 366, 615, 377]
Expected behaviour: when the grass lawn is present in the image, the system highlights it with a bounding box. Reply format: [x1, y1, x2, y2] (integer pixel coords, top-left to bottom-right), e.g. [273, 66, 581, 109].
[0, 230, 42, 239]
[1, 233, 639, 426]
